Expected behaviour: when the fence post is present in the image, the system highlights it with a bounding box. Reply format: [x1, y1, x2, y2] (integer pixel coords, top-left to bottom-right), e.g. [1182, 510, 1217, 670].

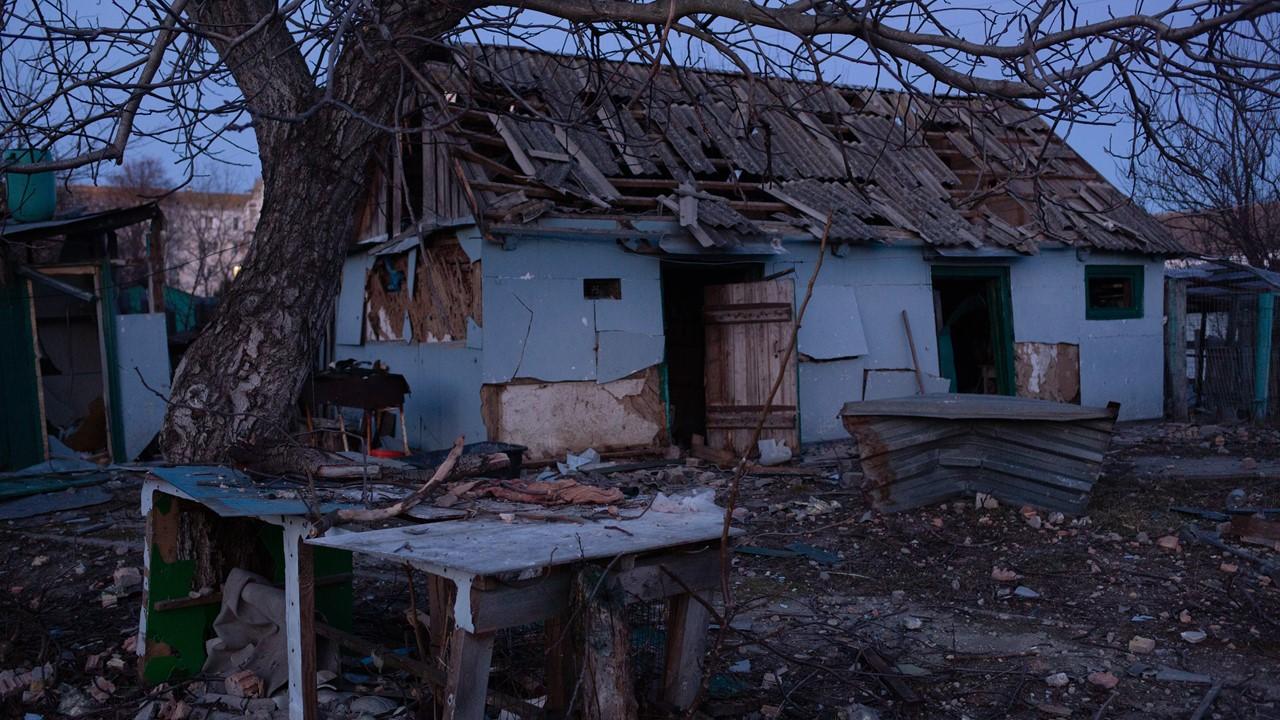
[1253, 292, 1275, 421]
[1165, 278, 1189, 421]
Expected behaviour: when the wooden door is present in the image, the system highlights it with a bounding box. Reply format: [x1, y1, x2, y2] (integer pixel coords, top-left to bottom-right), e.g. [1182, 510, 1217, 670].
[703, 279, 799, 455]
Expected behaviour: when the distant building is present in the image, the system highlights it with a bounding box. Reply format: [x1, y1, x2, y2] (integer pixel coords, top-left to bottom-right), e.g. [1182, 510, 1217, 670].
[64, 181, 262, 296]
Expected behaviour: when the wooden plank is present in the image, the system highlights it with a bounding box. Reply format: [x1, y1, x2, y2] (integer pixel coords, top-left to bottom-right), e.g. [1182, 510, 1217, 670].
[1166, 278, 1189, 421]
[663, 592, 713, 709]
[703, 279, 799, 455]
[298, 537, 318, 720]
[703, 302, 792, 324]
[282, 519, 314, 720]
[705, 407, 797, 430]
[543, 613, 574, 716]
[308, 512, 737, 578]
[443, 629, 495, 720]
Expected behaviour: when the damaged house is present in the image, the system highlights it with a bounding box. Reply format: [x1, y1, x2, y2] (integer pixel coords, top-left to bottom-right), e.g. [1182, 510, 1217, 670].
[332, 46, 1184, 460]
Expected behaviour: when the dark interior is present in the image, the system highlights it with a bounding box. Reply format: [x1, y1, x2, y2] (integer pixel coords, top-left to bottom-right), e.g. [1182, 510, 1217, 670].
[660, 260, 762, 446]
[933, 275, 998, 394]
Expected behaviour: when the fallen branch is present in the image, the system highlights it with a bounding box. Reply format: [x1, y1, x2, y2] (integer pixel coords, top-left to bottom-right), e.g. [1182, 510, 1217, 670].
[312, 436, 464, 534]
[1180, 524, 1280, 584]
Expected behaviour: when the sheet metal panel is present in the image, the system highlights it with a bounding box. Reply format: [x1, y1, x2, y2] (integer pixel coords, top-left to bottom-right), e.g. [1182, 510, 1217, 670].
[841, 395, 1118, 514]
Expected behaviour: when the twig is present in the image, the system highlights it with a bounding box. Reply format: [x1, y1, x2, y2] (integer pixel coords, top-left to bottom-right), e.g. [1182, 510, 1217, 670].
[693, 213, 833, 717]
[1092, 691, 1118, 720]
[1190, 681, 1222, 720]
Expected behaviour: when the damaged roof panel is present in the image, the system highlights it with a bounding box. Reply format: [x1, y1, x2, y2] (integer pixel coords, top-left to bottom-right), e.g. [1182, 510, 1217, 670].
[428, 45, 1182, 256]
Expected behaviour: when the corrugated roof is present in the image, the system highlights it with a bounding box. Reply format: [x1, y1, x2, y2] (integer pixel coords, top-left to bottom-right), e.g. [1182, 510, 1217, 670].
[427, 45, 1182, 255]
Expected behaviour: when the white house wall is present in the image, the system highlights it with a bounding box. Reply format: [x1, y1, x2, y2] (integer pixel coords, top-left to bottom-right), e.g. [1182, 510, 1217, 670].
[1007, 249, 1165, 420]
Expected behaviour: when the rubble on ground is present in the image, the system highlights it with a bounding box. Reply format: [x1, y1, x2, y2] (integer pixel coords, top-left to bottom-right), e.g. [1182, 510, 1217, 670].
[0, 421, 1277, 718]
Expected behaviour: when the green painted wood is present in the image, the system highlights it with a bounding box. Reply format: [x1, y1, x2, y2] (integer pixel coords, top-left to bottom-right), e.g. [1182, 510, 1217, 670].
[0, 282, 44, 470]
[1085, 264, 1144, 320]
[99, 262, 126, 462]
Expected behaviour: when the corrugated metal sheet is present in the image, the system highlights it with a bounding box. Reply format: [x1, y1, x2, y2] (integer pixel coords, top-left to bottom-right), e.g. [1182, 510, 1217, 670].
[841, 394, 1119, 514]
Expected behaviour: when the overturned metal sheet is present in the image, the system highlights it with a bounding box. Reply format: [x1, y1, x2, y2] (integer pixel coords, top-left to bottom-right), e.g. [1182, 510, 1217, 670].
[841, 394, 1119, 514]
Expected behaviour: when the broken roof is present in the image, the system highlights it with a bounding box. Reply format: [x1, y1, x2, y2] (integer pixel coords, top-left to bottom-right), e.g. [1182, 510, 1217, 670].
[422, 45, 1182, 255]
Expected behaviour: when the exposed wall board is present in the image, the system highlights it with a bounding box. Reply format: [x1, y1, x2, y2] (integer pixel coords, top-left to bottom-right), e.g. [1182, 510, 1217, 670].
[1015, 342, 1080, 403]
[797, 285, 869, 359]
[335, 255, 373, 346]
[484, 234, 640, 280]
[113, 313, 171, 460]
[863, 370, 920, 400]
[365, 253, 411, 342]
[594, 277, 664, 334]
[1080, 330, 1163, 419]
[597, 331, 664, 384]
[456, 226, 483, 262]
[481, 368, 666, 460]
[411, 243, 481, 342]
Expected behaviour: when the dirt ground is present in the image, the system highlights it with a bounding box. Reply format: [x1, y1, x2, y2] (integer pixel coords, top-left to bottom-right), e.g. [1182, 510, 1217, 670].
[1, 421, 1278, 719]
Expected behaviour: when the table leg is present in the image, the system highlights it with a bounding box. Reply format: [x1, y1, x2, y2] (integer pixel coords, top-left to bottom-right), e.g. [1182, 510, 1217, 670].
[443, 628, 495, 720]
[283, 519, 317, 720]
[544, 613, 575, 717]
[663, 592, 712, 710]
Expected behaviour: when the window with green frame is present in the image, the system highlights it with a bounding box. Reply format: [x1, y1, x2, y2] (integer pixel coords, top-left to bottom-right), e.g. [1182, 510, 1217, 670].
[1085, 265, 1144, 320]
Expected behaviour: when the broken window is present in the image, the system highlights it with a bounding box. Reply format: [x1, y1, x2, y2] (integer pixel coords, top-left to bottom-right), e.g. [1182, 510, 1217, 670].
[583, 278, 621, 300]
[364, 253, 412, 341]
[363, 240, 481, 344]
[1085, 265, 1143, 320]
[410, 241, 480, 342]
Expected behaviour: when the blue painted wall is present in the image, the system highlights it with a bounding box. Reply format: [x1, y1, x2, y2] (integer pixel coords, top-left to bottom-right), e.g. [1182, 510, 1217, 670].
[333, 224, 1164, 452]
[764, 244, 943, 442]
[1008, 249, 1165, 420]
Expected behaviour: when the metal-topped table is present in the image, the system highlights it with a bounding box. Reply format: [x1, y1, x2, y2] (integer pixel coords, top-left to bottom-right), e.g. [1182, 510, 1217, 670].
[311, 510, 739, 719]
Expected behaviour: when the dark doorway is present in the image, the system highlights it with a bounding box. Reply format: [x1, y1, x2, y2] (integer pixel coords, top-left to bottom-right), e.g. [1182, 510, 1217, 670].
[932, 266, 1015, 395]
[660, 260, 763, 446]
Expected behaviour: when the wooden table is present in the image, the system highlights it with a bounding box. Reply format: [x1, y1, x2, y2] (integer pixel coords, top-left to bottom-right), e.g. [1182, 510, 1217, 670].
[310, 510, 738, 719]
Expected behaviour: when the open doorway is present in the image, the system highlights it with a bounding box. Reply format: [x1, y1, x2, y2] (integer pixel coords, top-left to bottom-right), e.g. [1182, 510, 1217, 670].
[660, 260, 762, 447]
[29, 267, 115, 459]
[932, 266, 1015, 395]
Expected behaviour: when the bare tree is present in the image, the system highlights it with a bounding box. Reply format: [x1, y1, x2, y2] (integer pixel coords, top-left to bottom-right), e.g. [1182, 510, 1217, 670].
[3, 0, 1280, 461]
[1131, 63, 1280, 268]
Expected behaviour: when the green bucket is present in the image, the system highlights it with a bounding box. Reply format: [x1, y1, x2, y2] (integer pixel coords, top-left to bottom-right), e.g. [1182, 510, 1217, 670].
[4, 149, 56, 222]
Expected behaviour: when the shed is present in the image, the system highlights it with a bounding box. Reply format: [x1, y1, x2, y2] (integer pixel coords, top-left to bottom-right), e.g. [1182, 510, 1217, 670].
[329, 45, 1183, 460]
[0, 204, 172, 468]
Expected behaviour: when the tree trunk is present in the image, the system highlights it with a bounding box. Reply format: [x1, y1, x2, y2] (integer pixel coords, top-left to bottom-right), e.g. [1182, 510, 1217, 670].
[570, 566, 638, 720]
[160, 1, 465, 462]
[159, 125, 373, 462]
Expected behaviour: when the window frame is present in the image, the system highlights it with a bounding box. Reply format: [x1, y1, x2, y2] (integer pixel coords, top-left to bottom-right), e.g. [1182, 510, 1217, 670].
[1084, 264, 1144, 320]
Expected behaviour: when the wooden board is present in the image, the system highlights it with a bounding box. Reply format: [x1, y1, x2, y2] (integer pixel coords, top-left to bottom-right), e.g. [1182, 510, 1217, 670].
[703, 279, 799, 456]
[307, 511, 737, 578]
